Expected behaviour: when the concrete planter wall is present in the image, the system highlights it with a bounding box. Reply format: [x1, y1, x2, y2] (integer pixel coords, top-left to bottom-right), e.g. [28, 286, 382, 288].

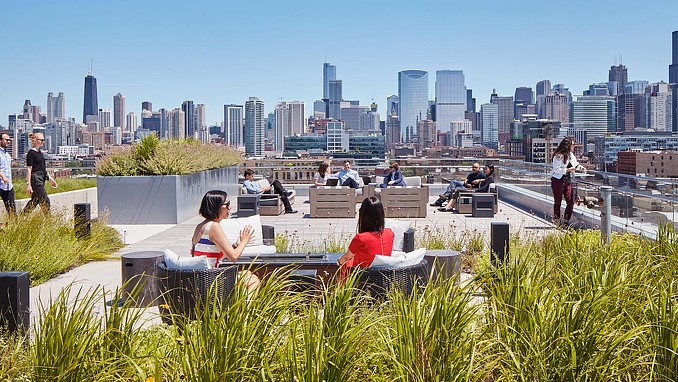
[97, 166, 239, 224]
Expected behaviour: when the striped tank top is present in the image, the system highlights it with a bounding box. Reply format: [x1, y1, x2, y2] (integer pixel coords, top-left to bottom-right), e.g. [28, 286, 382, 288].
[192, 221, 223, 267]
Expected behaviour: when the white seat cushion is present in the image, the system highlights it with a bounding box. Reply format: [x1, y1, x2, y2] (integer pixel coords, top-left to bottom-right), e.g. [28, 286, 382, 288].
[219, 215, 265, 247]
[241, 244, 277, 256]
[384, 219, 411, 252]
[403, 176, 422, 187]
[164, 249, 211, 270]
[370, 248, 426, 268]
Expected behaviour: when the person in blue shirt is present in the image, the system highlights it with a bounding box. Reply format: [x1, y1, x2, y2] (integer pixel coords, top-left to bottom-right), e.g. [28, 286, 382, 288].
[332, 160, 360, 189]
[243, 169, 297, 214]
[0, 133, 16, 216]
[380, 162, 406, 188]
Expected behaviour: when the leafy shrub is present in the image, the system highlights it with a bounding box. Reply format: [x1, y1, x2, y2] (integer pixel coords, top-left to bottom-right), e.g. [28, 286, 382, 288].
[97, 136, 242, 176]
[12, 178, 97, 200]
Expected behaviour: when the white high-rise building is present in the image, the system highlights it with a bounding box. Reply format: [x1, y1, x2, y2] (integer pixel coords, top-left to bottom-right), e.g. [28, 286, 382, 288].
[435, 70, 466, 134]
[114, 93, 125, 130]
[545, 92, 569, 129]
[481, 103, 499, 148]
[326, 121, 349, 152]
[245, 97, 265, 156]
[224, 104, 244, 147]
[168, 108, 185, 139]
[274, 102, 289, 151]
[647, 82, 672, 132]
[450, 120, 473, 146]
[98, 108, 111, 129]
[126, 112, 138, 132]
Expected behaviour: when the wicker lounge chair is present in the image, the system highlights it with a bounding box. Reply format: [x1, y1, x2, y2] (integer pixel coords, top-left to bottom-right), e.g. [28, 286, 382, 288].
[156, 263, 238, 323]
[353, 259, 430, 299]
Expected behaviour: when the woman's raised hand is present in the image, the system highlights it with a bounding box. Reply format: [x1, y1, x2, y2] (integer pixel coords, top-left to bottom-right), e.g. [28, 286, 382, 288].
[239, 225, 255, 244]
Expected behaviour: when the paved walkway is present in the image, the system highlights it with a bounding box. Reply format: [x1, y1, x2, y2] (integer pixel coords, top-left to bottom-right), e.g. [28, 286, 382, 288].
[29, 195, 556, 327]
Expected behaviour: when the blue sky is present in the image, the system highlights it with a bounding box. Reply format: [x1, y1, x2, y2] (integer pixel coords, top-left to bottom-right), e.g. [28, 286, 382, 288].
[1, 0, 677, 126]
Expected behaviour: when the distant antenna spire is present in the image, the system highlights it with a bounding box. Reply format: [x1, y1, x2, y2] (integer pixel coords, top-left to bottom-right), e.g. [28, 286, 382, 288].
[88, 57, 93, 76]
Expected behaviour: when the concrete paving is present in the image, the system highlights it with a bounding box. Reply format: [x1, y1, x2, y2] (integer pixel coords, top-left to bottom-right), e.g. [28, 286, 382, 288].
[28, 194, 557, 328]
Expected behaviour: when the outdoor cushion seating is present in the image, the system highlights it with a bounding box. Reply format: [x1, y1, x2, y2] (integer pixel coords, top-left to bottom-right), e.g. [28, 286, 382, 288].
[456, 183, 498, 214]
[371, 248, 427, 268]
[309, 186, 357, 218]
[156, 262, 238, 323]
[220, 215, 277, 255]
[239, 178, 295, 216]
[373, 176, 428, 218]
[353, 259, 430, 299]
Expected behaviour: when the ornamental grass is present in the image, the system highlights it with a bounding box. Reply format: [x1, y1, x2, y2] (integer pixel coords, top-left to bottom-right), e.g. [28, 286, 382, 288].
[1, 226, 678, 380]
[96, 135, 241, 176]
[0, 212, 123, 284]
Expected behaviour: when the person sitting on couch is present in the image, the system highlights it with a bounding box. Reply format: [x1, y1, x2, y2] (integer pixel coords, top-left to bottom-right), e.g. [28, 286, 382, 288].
[332, 160, 361, 189]
[438, 164, 494, 212]
[431, 162, 485, 207]
[243, 169, 297, 214]
[380, 162, 406, 188]
[313, 162, 329, 186]
[337, 197, 394, 268]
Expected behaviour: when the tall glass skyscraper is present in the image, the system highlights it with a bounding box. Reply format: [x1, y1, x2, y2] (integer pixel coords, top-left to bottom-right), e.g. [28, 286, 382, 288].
[435, 70, 466, 134]
[113, 93, 125, 130]
[481, 103, 499, 149]
[323, 63, 336, 100]
[398, 70, 429, 143]
[670, 31, 678, 132]
[182, 100, 196, 139]
[245, 97, 265, 156]
[83, 74, 98, 123]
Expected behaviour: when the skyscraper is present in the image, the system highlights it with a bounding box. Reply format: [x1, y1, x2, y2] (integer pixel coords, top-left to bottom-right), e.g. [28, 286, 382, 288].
[481, 103, 499, 149]
[98, 108, 111, 129]
[126, 112, 138, 132]
[536, 80, 551, 118]
[196, 104, 206, 139]
[244, 97, 265, 156]
[545, 92, 569, 130]
[47, 92, 55, 123]
[168, 108, 185, 139]
[514, 87, 533, 104]
[142, 101, 152, 113]
[398, 70, 429, 143]
[327, 80, 342, 120]
[670, 31, 678, 132]
[435, 70, 466, 134]
[646, 82, 672, 132]
[490, 90, 514, 146]
[182, 100, 196, 139]
[323, 62, 336, 100]
[224, 104, 244, 147]
[466, 89, 476, 113]
[83, 72, 98, 123]
[571, 95, 617, 139]
[113, 93, 125, 130]
[609, 64, 628, 95]
[55, 92, 65, 121]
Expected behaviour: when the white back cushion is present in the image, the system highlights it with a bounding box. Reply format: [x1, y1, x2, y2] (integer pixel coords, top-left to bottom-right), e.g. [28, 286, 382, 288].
[370, 248, 426, 268]
[164, 249, 211, 270]
[219, 215, 264, 247]
[376, 176, 384, 184]
[384, 219, 411, 252]
[403, 176, 422, 187]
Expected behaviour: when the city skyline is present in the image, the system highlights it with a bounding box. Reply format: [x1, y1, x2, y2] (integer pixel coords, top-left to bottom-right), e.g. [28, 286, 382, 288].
[1, 1, 677, 126]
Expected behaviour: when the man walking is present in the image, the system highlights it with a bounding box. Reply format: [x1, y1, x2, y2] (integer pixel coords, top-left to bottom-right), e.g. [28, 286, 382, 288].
[0, 133, 16, 216]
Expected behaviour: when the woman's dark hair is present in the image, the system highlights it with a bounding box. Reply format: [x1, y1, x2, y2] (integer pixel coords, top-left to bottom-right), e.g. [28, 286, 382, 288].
[485, 164, 495, 177]
[553, 137, 573, 164]
[199, 190, 228, 221]
[318, 163, 328, 178]
[389, 162, 399, 170]
[357, 196, 385, 234]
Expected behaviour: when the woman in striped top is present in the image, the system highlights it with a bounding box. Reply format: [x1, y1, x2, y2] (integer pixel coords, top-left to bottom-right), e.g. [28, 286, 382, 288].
[191, 190, 259, 290]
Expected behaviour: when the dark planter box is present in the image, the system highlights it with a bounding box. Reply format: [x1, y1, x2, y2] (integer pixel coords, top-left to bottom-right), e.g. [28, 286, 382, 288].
[98, 166, 239, 224]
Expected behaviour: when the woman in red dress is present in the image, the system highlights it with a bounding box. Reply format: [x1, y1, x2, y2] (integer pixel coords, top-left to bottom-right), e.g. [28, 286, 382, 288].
[337, 196, 395, 268]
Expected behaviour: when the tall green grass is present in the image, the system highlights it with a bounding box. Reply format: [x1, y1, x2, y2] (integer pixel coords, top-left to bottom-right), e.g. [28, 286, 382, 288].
[2, 227, 678, 380]
[0, 213, 123, 284]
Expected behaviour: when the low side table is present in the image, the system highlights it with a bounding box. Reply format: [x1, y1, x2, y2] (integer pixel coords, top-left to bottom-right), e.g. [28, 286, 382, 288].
[121, 251, 164, 307]
[424, 250, 461, 283]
